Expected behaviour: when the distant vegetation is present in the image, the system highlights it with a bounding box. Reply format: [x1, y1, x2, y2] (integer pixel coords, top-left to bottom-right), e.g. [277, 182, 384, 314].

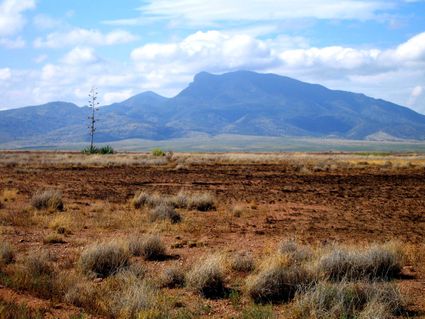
[81, 145, 114, 154]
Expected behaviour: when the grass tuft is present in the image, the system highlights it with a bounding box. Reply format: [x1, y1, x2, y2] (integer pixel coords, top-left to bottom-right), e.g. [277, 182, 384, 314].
[246, 256, 313, 304]
[231, 252, 255, 272]
[317, 242, 404, 281]
[128, 235, 166, 261]
[160, 267, 186, 288]
[79, 241, 130, 278]
[0, 242, 15, 265]
[149, 204, 182, 224]
[187, 255, 227, 299]
[31, 189, 63, 211]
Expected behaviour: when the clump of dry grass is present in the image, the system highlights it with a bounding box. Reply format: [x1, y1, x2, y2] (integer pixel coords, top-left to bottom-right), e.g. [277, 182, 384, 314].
[317, 242, 404, 281]
[293, 281, 404, 319]
[187, 255, 227, 299]
[31, 189, 63, 211]
[128, 235, 166, 260]
[0, 241, 15, 265]
[187, 192, 216, 211]
[131, 191, 163, 209]
[149, 204, 181, 224]
[278, 239, 313, 263]
[42, 233, 66, 244]
[231, 252, 255, 272]
[132, 190, 216, 212]
[7, 251, 61, 299]
[246, 256, 314, 304]
[160, 267, 186, 288]
[79, 241, 130, 278]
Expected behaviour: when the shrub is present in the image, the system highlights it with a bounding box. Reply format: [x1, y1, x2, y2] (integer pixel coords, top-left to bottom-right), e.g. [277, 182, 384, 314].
[278, 239, 313, 263]
[0, 242, 15, 265]
[160, 267, 185, 288]
[99, 145, 114, 154]
[25, 252, 52, 276]
[152, 148, 165, 156]
[246, 256, 313, 304]
[317, 243, 403, 281]
[188, 192, 216, 211]
[9, 251, 60, 299]
[293, 281, 404, 319]
[187, 255, 226, 299]
[131, 191, 164, 209]
[231, 252, 255, 272]
[128, 235, 166, 261]
[81, 145, 114, 154]
[43, 233, 66, 244]
[79, 241, 130, 278]
[170, 191, 189, 208]
[149, 204, 181, 224]
[31, 189, 63, 211]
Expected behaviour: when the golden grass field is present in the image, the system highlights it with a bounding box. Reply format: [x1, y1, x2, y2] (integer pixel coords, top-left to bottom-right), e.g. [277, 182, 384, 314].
[0, 151, 424, 318]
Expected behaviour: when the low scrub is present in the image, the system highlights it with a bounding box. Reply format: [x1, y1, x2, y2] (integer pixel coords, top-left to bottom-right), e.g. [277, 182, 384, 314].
[231, 252, 255, 272]
[160, 267, 185, 288]
[317, 242, 403, 281]
[293, 281, 404, 319]
[187, 255, 227, 299]
[0, 242, 15, 265]
[81, 145, 114, 154]
[246, 256, 313, 304]
[132, 190, 216, 211]
[79, 241, 130, 278]
[151, 148, 165, 156]
[278, 239, 313, 263]
[31, 189, 63, 211]
[149, 204, 181, 224]
[42, 233, 66, 244]
[128, 235, 166, 261]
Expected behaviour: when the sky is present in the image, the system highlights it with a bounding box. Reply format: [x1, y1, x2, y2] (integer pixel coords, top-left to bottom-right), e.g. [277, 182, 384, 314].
[0, 0, 425, 114]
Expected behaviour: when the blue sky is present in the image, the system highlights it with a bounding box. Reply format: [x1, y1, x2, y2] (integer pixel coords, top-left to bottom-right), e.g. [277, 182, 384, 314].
[0, 0, 425, 113]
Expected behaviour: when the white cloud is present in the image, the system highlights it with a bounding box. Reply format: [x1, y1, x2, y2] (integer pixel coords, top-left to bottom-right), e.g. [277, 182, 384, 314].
[0, 0, 35, 36]
[134, 0, 390, 25]
[33, 14, 61, 30]
[33, 28, 138, 48]
[103, 89, 134, 104]
[0, 36, 25, 48]
[34, 54, 48, 64]
[62, 47, 100, 65]
[0, 68, 11, 81]
[407, 85, 423, 106]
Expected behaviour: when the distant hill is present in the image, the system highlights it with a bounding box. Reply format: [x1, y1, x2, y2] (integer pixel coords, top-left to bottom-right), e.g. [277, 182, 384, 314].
[1, 70, 425, 146]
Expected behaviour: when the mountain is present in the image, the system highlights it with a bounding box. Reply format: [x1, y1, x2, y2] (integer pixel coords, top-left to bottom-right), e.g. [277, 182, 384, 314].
[1, 70, 425, 147]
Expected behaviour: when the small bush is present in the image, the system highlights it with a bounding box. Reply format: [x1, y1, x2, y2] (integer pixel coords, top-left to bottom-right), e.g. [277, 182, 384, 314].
[293, 281, 404, 319]
[129, 235, 166, 261]
[231, 252, 255, 272]
[43, 233, 66, 244]
[79, 241, 130, 278]
[152, 148, 165, 156]
[0, 242, 15, 265]
[31, 189, 63, 211]
[188, 192, 216, 211]
[131, 191, 164, 209]
[318, 243, 403, 281]
[170, 191, 189, 208]
[149, 204, 181, 224]
[25, 252, 52, 276]
[278, 239, 313, 263]
[81, 145, 114, 154]
[246, 257, 313, 304]
[160, 267, 185, 288]
[187, 255, 226, 299]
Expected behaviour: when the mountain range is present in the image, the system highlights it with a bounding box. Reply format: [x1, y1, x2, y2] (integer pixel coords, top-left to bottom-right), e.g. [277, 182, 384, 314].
[1, 70, 425, 147]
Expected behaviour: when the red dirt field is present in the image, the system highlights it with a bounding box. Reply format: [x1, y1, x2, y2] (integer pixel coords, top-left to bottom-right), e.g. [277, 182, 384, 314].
[0, 151, 424, 318]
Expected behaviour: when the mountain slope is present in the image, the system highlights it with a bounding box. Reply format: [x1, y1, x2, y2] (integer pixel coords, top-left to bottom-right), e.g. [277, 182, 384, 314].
[0, 70, 424, 146]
